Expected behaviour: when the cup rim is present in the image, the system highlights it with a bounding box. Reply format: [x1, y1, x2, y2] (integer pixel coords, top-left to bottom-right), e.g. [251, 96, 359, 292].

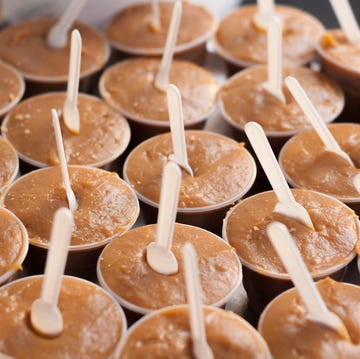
[98, 58, 219, 128]
[0, 165, 140, 251]
[115, 303, 272, 359]
[0, 61, 25, 117]
[96, 222, 243, 315]
[0, 135, 19, 192]
[222, 188, 358, 280]
[0, 274, 128, 356]
[1, 92, 131, 169]
[105, 0, 218, 56]
[122, 129, 257, 213]
[278, 122, 360, 203]
[0, 207, 29, 285]
[217, 64, 344, 138]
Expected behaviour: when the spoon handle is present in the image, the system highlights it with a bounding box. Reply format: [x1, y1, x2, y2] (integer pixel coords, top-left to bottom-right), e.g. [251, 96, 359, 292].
[41, 208, 73, 306]
[57, 0, 87, 32]
[167, 84, 193, 176]
[263, 15, 286, 103]
[155, 1, 181, 90]
[267, 222, 327, 317]
[245, 122, 295, 205]
[155, 160, 182, 252]
[183, 243, 214, 359]
[66, 30, 81, 104]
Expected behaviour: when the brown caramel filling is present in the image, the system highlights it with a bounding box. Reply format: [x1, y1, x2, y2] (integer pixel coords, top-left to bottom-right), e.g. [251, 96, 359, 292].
[125, 131, 255, 208]
[99, 223, 240, 310]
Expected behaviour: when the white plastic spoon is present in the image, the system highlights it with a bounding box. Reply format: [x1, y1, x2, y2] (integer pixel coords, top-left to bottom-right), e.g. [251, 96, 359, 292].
[267, 221, 350, 340]
[154, 0, 182, 91]
[263, 15, 286, 104]
[146, 161, 182, 275]
[52, 109, 78, 213]
[30, 207, 74, 338]
[245, 121, 314, 229]
[329, 0, 360, 47]
[149, 0, 161, 32]
[63, 29, 81, 134]
[183, 242, 214, 359]
[285, 76, 360, 193]
[167, 84, 193, 176]
[47, 0, 88, 49]
[254, 0, 275, 30]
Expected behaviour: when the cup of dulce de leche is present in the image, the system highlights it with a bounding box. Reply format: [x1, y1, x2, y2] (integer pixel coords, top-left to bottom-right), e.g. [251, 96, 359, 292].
[0, 275, 127, 358]
[0, 207, 28, 286]
[105, 0, 217, 64]
[116, 305, 271, 359]
[214, 4, 325, 74]
[97, 223, 242, 323]
[316, 29, 360, 120]
[0, 61, 25, 121]
[1, 92, 131, 173]
[279, 123, 360, 214]
[123, 130, 256, 234]
[223, 188, 359, 314]
[99, 58, 219, 145]
[1, 165, 140, 279]
[218, 65, 344, 154]
[0, 17, 110, 95]
[258, 277, 360, 359]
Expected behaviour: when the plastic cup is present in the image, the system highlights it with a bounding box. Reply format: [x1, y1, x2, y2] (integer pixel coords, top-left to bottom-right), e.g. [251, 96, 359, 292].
[218, 64, 344, 155]
[1, 165, 140, 280]
[0, 135, 19, 196]
[258, 278, 360, 359]
[0, 207, 28, 286]
[99, 58, 219, 147]
[123, 130, 256, 235]
[0, 275, 127, 358]
[214, 4, 325, 75]
[1, 92, 131, 174]
[0, 61, 25, 121]
[115, 304, 271, 359]
[279, 123, 360, 214]
[97, 223, 242, 325]
[222, 188, 358, 314]
[105, 1, 217, 65]
[316, 29, 360, 120]
[0, 17, 110, 96]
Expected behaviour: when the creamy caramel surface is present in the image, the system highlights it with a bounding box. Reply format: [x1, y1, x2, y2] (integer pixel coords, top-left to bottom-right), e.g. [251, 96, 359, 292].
[106, 1, 215, 53]
[0, 18, 109, 80]
[99, 223, 241, 310]
[0, 62, 23, 113]
[219, 65, 343, 133]
[124, 131, 255, 208]
[279, 124, 360, 199]
[215, 4, 324, 66]
[318, 29, 360, 72]
[0, 276, 124, 359]
[225, 189, 359, 274]
[100, 58, 218, 124]
[3, 166, 139, 247]
[0, 136, 17, 190]
[0, 208, 26, 277]
[259, 278, 360, 359]
[118, 306, 269, 359]
[2, 92, 130, 167]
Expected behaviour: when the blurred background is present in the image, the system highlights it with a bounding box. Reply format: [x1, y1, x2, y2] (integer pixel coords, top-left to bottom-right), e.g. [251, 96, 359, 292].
[2, 0, 359, 28]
